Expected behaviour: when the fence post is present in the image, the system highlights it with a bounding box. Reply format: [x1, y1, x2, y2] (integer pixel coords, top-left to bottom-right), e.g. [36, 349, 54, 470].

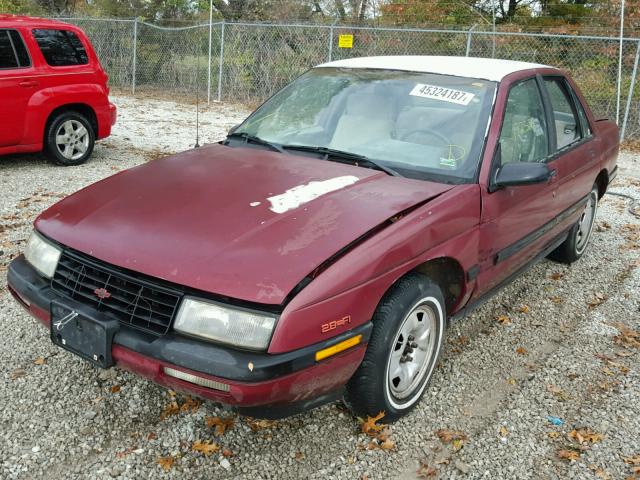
[328, 25, 334, 62]
[207, 5, 213, 104]
[217, 20, 225, 102]
[621, 39, 640, 141]
[131, 18, 138, 95]
[466, 24, 477, 57]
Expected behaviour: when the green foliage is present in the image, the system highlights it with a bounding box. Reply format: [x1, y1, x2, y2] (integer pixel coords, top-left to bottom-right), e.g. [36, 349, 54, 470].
[0, 0, 43, 15]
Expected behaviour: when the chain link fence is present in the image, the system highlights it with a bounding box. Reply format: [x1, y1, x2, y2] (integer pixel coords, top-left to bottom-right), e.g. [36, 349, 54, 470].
[60, 18, 640, 140]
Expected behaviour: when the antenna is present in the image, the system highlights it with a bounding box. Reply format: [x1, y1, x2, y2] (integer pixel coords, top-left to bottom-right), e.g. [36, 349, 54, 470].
[195, 47, 201, 148]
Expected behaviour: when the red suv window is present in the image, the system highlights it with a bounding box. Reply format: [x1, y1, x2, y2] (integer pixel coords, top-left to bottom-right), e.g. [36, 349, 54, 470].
[33, 29, 88, 67]
[0, 29, 30, 69]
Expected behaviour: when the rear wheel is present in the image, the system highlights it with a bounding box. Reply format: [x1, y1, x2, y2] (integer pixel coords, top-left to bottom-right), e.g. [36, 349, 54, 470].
[344, 273, 446, 421]
[45, 111, 95, 166]
[548, 184, 599, 264]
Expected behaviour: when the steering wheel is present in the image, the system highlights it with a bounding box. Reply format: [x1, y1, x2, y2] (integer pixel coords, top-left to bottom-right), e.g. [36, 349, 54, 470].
[399, 128, 452, 147]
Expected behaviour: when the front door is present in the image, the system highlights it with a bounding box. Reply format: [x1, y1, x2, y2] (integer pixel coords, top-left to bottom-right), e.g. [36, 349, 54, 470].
[0, 29, 35, 147]
[476, 76, 563, 295]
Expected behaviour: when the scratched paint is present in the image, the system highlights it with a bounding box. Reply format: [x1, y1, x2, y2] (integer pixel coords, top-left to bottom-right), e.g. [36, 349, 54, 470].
[267, 176, 359, 214]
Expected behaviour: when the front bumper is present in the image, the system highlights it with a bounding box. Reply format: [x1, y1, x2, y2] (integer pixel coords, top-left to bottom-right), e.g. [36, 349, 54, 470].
[7, 255, 370, 418]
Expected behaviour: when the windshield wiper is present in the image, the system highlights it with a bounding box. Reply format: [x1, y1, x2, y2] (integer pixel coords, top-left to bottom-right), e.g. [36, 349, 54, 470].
[282, 145, 400, 177]
[226, 132, 284, 153]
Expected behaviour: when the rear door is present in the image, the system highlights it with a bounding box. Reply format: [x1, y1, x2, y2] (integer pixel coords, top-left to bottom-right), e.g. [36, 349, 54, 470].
[475, 76, 564, 294]
[541, 75, 599, 211]
[0, 29, 34, 147]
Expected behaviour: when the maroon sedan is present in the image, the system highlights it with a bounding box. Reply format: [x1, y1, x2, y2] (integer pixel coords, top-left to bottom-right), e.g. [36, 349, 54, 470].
[7, 56, 618, 420]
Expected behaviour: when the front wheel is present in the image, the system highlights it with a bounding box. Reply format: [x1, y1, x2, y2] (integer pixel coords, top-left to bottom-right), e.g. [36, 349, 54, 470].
[548, 184, 599, 264]
[45, 111, 95, 166]
[344, 273, 446, 421]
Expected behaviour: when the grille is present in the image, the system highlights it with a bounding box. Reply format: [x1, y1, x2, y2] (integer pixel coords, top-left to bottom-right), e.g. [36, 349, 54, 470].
[51, 251, 182, 335]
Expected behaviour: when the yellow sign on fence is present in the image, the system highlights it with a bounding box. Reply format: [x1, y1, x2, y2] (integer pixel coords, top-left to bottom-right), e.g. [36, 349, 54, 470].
[338, 34, 353, 49]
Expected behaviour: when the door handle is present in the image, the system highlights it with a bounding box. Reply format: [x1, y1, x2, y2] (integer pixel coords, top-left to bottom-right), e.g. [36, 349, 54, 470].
[548, 169, 558, 184]
[19, 80, 38, 88]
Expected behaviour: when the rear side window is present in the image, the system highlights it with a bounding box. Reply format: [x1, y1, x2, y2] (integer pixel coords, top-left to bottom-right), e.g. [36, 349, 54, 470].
[0, 29, 30, 69]
[33, 29, 88, 67]
[544, 77, 582, 150]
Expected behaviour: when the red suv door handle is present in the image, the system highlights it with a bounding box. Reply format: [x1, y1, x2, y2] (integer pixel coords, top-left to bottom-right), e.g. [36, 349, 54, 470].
[548, 169, 558, 183]
[19, 80, 38, 88]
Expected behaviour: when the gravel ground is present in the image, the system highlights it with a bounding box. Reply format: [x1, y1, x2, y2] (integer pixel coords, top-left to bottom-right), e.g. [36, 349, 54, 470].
[1, 95, 639, 480]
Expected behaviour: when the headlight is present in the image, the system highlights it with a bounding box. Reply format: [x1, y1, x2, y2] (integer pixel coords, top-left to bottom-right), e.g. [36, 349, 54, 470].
[24, 231, 62, 279]
[174, 297, 277, 350]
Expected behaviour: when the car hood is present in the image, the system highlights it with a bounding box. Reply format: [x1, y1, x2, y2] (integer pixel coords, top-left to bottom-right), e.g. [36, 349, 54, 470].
[36, 144, 454, 304]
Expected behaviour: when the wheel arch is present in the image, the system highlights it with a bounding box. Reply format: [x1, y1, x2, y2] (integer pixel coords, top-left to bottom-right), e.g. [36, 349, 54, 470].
[43, 103, 99, 146]
[409, 256, 466, 314]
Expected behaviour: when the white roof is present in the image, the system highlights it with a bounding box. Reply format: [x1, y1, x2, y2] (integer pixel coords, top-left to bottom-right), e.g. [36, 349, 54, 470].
[316, 56, 552, 82]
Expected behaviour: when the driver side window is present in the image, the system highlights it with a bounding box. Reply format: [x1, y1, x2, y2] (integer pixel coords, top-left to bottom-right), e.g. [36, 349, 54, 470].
[499, 79, 549, 165]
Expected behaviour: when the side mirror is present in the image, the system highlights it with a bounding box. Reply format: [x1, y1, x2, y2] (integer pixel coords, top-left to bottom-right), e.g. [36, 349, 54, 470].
[494, 162, 553, 188]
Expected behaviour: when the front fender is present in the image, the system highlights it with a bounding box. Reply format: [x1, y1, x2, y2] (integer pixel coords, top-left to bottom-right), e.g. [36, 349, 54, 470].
[22, 84, 110, 145]
[269, 185, 481, 353]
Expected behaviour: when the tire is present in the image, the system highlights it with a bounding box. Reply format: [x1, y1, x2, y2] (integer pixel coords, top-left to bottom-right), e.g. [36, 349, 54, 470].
[548, 184, 599, 264]
[45, 111, 95, 166]
[344, 273, 446, 421]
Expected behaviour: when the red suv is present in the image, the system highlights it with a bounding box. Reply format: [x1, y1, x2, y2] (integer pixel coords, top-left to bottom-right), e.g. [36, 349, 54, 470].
[0, 16, 116, 165]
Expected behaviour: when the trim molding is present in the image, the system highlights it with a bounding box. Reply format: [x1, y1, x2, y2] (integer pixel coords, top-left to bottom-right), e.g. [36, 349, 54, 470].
[494, 194, 588, 265]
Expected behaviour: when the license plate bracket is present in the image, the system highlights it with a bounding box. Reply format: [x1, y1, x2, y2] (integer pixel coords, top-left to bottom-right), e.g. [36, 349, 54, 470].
[50, 300, 120, 369]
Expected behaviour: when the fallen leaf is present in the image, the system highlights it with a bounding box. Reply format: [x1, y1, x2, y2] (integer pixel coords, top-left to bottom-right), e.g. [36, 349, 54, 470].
[180, 396, 201, 413]
[518, 305, 530, 314]
[205, 415, 235, 436]
[111, 385, 121, 394]
[568, 428, 604, 444]
[192, 440, 219, 456]
[496, 315, 511, 325]
[623, 455, 640, 465]
[436, 429, 468, 444]
[612, 323, 640, 349]
[546, 384, 570, 401]
[417, 460, 438, 478]
[34, 357, 46, 365]
[361, 411, 386, 437]
[589, 464, 612, 479]
[116, 446, 137, 459]
[10, 368, 26, 380]
[157, 455, 175, 471]
[558, 449, 580, 461]
[550, 296, 563, 304]
[499, 426, 509, 437]
[516, 347, 528, 355]
[379, 437, 395, 450]
[507, 378, 517, 385]
[147, 432, 157, 441]
[587, 293, 608, 309]
[294, 451, 304, 461]
[246, 417, 278, 432]
[160, 401, 180, 420]
[547, 431, 561, 439]
[550, 272, 564, 280]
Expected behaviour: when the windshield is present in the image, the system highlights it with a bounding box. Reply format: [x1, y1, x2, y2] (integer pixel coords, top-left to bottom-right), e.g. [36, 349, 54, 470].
[234, 67, 497, 183]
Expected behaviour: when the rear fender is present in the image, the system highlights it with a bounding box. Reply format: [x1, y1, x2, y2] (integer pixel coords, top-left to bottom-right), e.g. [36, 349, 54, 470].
[22, 84, 108, 145]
